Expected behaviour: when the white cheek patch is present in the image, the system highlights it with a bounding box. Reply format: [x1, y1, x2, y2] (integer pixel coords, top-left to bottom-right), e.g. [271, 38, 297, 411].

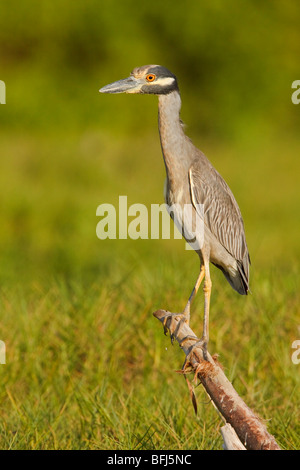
[153, 77, 175, 87]
[126, 86, 142, 94]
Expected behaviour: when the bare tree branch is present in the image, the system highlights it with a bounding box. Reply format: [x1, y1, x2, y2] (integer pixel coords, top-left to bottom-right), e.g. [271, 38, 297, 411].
[153, 309, 281, 450]
[221, 424, 246, 450]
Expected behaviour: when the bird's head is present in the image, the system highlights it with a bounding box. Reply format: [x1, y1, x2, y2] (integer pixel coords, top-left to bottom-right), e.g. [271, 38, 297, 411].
[99, 65, 178, 95]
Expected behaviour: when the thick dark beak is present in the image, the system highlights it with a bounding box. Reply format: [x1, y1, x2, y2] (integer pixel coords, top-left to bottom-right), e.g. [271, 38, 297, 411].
[99, 76, 140, 94]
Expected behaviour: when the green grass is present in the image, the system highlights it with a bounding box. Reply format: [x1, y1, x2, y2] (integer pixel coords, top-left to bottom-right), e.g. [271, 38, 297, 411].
[0, 265, 299, 449]
[0, 128, 299, 450]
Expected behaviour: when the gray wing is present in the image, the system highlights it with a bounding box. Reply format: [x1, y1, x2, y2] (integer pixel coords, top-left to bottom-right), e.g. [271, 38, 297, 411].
[189, 159, 249, 265]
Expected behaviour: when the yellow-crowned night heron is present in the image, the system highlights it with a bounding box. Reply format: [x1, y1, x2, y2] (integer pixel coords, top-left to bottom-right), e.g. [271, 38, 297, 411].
[99, 65, 250, 350]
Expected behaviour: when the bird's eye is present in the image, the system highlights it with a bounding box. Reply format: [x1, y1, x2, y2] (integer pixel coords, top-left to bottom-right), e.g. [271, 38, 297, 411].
[146, 74, 156, 82]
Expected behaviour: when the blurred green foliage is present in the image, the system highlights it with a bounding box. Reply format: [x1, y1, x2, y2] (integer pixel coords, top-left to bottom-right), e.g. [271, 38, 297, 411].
[0, 0, 299, 136]
[0, 0, 299, 285]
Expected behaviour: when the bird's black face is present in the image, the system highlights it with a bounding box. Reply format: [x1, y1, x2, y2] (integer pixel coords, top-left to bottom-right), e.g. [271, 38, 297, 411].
[99, 65, 179, 95]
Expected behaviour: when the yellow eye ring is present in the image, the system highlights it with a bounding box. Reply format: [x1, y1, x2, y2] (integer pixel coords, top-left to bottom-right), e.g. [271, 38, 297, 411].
[146, 73, 156, 82]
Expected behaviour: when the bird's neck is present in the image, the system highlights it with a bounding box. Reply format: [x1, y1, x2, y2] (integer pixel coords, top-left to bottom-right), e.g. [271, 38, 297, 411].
[158, 91, 192, 186]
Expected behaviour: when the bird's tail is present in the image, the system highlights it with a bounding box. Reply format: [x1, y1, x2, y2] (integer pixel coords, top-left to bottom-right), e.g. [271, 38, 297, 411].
[214, 255, 250, 295]
[236, 258, 250, 295]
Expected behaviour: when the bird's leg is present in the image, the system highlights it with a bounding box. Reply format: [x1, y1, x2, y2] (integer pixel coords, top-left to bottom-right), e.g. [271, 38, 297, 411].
[179, 261, 212, 357]
[163, 266, 205, 342]
[182, 264, 205, 322]
[201, 261, 212, 350]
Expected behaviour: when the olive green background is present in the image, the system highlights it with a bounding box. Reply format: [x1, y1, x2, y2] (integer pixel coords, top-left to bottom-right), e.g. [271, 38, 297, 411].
[0, 0, 299, 449]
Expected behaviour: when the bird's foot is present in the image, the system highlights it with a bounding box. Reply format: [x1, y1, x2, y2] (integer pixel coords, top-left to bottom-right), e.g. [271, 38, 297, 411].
[180, 335, 209, 364]
[163, 312, 190, 344]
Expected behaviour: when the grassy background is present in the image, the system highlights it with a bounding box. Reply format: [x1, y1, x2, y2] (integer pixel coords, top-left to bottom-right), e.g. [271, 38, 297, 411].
[0, 0, 299, 449]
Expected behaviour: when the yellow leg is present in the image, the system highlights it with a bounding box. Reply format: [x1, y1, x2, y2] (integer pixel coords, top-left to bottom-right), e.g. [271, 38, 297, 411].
[202, 261, 212, 347]
[163, 265, 205, 342]
[179, 261, 211, 354]
[182, 264, 205, 323]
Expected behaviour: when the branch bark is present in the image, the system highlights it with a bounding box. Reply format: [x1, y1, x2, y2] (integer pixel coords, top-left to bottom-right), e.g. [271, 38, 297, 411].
[221, 424, 246, 450]
[153, 309, 281, 451]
